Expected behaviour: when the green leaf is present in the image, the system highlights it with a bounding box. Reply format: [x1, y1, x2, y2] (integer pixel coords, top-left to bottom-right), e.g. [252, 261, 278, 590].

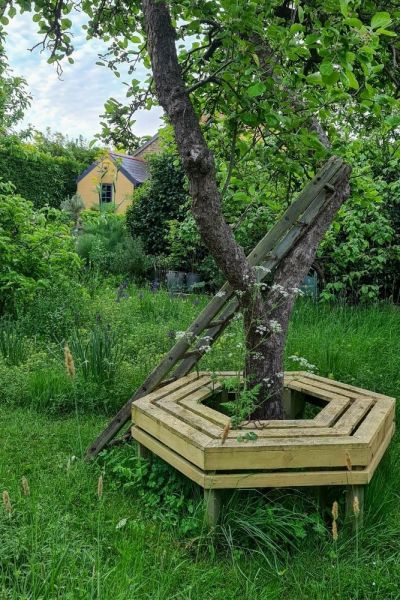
[339, 0, 349, 17]
[247, 82, 266, 98]
[307, 71, 323, 85]
[346, 69, 359, 90]
[298, 5, 304, 23]
[371, 12, 391, 30]
[376, 28, 397, 37]
[345, 17, 363, 29]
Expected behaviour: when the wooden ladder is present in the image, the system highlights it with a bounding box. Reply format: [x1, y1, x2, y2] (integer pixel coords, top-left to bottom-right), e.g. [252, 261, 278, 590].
[85, 156, 347, 459]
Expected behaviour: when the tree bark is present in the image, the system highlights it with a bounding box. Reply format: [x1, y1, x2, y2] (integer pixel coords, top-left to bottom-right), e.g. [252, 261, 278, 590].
[141, 0, 351, 420]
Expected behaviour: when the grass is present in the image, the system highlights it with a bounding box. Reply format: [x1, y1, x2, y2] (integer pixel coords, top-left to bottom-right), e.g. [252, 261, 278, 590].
[1, 285, 400, 599]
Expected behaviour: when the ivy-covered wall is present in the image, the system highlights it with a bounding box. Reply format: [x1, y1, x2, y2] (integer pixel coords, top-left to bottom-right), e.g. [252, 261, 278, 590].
[0, 139, 85, 208]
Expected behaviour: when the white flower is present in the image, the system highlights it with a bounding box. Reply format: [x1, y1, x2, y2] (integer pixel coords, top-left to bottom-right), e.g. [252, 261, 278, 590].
[175, 331, 186, 339]
[255, 324, 268, 335]
[116, 518, 128, 530]
[269, 319, 282, 333]
[216, 290, 226, 298]
[288, 355, 317, 372]
[199, 344, 211, 353]
[271, 283, 289, 298]
[291, 287, 305, 297]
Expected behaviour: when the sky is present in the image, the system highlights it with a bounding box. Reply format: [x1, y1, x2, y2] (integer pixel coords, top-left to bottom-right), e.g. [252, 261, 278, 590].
[5, 11, 163, 143]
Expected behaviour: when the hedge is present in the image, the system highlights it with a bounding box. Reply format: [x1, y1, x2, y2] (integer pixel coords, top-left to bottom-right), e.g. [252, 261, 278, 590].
[0, 139, 86, 208]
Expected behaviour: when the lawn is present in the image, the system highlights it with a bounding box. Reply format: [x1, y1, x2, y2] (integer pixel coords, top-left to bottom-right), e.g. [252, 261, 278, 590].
[1, 288, 400, 599]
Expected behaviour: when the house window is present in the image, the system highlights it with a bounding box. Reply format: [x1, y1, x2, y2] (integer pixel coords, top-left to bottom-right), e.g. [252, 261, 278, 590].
[100, 183, 113, 203]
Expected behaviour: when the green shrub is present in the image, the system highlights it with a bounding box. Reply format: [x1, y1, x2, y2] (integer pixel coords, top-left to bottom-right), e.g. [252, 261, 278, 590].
[0, 136, 86, 209]
[17, 280, 90, 341]
[0, 182, 82, 316]
[76, 212, 150, 280]
[126, 151, 188, 256]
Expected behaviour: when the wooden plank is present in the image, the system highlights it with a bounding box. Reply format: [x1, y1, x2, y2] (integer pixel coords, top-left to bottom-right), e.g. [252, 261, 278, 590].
[204, 437, 370, 470]
[239, 419, 319, 429]
[366, 423, 395, 483]
[134, 372, 207, 406]
[288, 376, 368, 401]
[179, 396, 230, 428]
[313, 397, 353, 426]
[227, 426, 342, 439]
[132, 408, 207, 468]
[353, 397, 395, 444]
[131, 427, 205, 487]
[288, 379, 352, 403]
[155, 397, 223, 438]
[133, 401, 213, 449]
[332, 397, 374, 435]
[204, 467, 370, 489]
[299, 372, 395, 402]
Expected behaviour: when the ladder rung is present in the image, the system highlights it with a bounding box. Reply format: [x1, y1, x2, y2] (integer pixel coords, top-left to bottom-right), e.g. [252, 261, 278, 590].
[182, 350, 201, 359]
[208, 319, 227, 328]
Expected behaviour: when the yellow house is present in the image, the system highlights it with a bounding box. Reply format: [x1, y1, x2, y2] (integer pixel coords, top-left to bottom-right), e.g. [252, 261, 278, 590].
[76, 151, 149, 214]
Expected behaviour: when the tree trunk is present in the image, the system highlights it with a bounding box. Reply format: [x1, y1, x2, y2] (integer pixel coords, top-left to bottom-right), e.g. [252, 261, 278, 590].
[141, 0, 351, 420]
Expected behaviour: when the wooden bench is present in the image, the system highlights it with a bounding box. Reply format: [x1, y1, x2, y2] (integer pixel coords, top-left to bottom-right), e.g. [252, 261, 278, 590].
[131, 371, 395, 526]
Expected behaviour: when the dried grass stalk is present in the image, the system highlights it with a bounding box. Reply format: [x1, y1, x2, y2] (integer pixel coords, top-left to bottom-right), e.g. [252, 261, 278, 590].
[97, 474, 104, 499]
[2, 490, 12, 514]
[21, 477, 30, 496]
[221, 420, 231, 445]
[64, 343, 76, 378]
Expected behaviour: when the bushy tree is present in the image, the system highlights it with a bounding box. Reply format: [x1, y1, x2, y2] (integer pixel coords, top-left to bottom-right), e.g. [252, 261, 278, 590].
[7, 0, 399, 419]
[126, 150, 188, 256]
[0, 181, 82, 315]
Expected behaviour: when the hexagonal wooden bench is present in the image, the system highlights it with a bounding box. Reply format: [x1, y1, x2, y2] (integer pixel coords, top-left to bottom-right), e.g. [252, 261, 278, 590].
[131, 371, 395, 526]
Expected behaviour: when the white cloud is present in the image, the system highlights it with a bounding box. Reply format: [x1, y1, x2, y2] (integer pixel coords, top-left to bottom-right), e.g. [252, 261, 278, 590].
[4, 11, 163, 142]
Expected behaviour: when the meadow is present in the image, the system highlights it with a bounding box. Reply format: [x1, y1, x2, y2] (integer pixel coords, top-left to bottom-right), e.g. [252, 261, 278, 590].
[1, 284, 400, 599]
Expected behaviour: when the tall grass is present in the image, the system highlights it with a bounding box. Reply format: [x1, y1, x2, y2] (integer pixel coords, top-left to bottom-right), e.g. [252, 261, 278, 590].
[0, 319, 29, 366]
[68, 321, 124, 384]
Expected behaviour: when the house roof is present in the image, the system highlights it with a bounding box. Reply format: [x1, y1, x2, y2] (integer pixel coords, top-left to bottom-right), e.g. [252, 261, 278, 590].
[131, 133, 159, 157]
[76, 152, 149, 185]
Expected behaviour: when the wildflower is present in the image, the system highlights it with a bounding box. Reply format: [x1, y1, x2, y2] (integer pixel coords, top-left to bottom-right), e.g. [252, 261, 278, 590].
[21, 477, 30, 496]
[199, 344, 211, 353]
[64, 343, 75, 378]
[255, 324, 268, 335]
[215, 290, 226, 298]
[332, 519, 338, 541]
[353, 496, 360, 518]
[291, 287, 304, 297]
[175, 331, 186, 340]
[288, 355, 317, 372]
[2, 490, 12, 514]
[271, 283, 289, 298]
[97, 474, 104, 499]
[269, 319, 282, 333]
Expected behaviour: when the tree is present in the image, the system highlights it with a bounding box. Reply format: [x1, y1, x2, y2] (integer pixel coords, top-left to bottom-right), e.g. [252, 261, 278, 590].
[4, 1, 399, 418]
[126, 149, 188, 256]
[0, 31, 30, 133]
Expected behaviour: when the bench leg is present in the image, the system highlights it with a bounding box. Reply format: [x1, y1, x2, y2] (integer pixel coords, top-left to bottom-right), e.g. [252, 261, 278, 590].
[346, 485, 365, 528]
[137, 442, 152, 460]
[204, 488, 222, 528]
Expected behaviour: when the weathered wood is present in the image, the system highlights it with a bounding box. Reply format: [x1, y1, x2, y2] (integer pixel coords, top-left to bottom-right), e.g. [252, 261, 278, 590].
[137, 442, 152, 460]
[204, 487, 222, 528]
[132, 426, 205, 486]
